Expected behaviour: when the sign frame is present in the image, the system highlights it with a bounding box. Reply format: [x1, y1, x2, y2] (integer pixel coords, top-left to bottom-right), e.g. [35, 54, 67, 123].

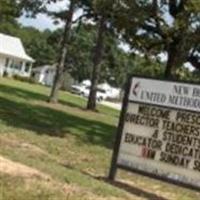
[109, 75, 200, 192]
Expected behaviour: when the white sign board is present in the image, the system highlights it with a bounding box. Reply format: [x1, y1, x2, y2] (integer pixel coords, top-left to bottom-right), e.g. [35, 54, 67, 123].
[117, 77, 200, 188]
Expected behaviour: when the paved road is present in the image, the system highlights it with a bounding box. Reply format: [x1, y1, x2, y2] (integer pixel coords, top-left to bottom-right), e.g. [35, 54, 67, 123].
[69, 92, 122, 110]
[101, 101, 122, 110]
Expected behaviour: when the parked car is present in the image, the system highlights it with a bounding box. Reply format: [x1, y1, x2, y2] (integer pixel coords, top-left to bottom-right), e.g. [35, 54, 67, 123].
[82, 87, 108, 102]
[71, 84, 108, 101]
[71, 84, 86, 95]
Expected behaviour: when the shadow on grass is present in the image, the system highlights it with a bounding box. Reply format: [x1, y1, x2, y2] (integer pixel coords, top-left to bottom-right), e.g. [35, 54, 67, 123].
[0, 85, 116, 148]
[0, 83, 47, 101]
[67, 169, 169, 200]
[0, 83, 120, 118]
[0, 84, 86, 110]
[105, 178, 169, 200]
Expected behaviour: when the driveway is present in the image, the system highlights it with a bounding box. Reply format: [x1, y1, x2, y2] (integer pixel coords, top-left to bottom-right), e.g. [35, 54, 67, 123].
[101, 101, 122, 110]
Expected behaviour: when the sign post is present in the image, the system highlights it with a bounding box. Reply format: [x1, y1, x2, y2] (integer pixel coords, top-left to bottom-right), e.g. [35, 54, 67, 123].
[109, 77, 132, 180]
[109, 76, 200, 191]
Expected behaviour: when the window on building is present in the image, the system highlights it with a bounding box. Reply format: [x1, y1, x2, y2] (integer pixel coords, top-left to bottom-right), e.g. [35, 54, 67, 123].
[12, 61, 23, 70]
[19, 62, 23, 70]
[5, 58, 9, 67]
[25, 63, 30, 72]
[10, 60, 14, 68]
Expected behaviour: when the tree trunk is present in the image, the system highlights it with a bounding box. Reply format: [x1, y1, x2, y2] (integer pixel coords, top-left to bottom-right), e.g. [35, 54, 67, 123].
[164, 43, 177, 79]
[87, 16, 106, 110]
[48, 1, 75, 103]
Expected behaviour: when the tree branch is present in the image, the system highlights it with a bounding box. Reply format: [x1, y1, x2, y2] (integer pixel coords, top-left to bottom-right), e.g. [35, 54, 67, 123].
[72, 13, 90, 24]
[142, 23, 166, 39]
[169, 0, 188, 18]
[187, 54, 200, 70]
[169, 0, 178, 17]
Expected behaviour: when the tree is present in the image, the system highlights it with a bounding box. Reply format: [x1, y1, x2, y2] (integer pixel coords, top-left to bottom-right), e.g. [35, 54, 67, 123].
[48, 24, 137, 87]
[114, 0, 200, 79]
[83, 0, 118, 110]
[192, 70, 200, 82]
[0, 0, 21, 23]
[0, 0, 48, 23]
[48, 0, 76, 103]
[21, 28, 57, 66]
[63, 24, 95, 82]
[86, 15, 106, 110]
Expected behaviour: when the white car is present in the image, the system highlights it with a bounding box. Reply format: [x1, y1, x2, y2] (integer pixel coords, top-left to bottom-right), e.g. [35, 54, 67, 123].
[71, 84, 86, 95]
[81, 87, 108, 102]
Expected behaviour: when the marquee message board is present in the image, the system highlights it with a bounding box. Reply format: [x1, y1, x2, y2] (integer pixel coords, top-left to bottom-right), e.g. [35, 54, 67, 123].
[109, 76, 200, 191]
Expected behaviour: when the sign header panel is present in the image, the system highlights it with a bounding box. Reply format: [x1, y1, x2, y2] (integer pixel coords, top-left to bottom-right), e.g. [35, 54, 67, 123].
[129, 77, 200, 112]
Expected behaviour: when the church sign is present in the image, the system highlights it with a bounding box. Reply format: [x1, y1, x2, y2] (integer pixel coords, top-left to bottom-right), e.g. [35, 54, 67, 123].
[109, 76, 200, 191]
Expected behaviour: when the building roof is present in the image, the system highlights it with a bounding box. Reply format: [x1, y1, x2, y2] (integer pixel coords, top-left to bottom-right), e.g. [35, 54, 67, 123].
[0, 33, 34, 62]
[32, 64, 56, 73]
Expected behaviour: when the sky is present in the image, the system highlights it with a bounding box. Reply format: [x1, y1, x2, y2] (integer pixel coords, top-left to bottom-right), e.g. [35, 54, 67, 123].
[18, 14, 61, 31]
[18, 1, 68, 30]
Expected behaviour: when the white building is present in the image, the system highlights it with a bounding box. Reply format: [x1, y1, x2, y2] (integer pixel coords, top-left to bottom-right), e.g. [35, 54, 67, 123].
[32, 65, 56, 86]
[0, 33, 34, 77]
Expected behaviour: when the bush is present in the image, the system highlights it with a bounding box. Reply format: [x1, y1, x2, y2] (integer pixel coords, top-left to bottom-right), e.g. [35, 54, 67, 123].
[61, 72, 75, 91]
[12, 75, 37, 84]
[3, 71, 9, 77]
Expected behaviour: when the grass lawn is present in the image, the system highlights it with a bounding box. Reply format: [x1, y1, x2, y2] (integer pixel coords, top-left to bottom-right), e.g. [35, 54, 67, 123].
[0, 78, 199, 200]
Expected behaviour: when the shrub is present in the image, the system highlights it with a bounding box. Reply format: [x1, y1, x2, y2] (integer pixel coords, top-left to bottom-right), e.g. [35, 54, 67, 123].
[12, 75, 37, 84]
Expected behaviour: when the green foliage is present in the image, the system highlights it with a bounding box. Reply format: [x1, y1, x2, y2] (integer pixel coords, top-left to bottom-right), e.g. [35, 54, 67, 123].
[62, 72, 75, 91]
[0, 0, 49, 23]
[130, 56, 165, 77]
[21, 28, 57, 66]
[192, 70, 200, 83]
[12, 75, 37, 84]
[47, 24, 138, 87]
[62, 24, 165, 87]
[66, 24, 96, 82]
[114, 0, 200, 77]
[0, 0, 20, 23]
